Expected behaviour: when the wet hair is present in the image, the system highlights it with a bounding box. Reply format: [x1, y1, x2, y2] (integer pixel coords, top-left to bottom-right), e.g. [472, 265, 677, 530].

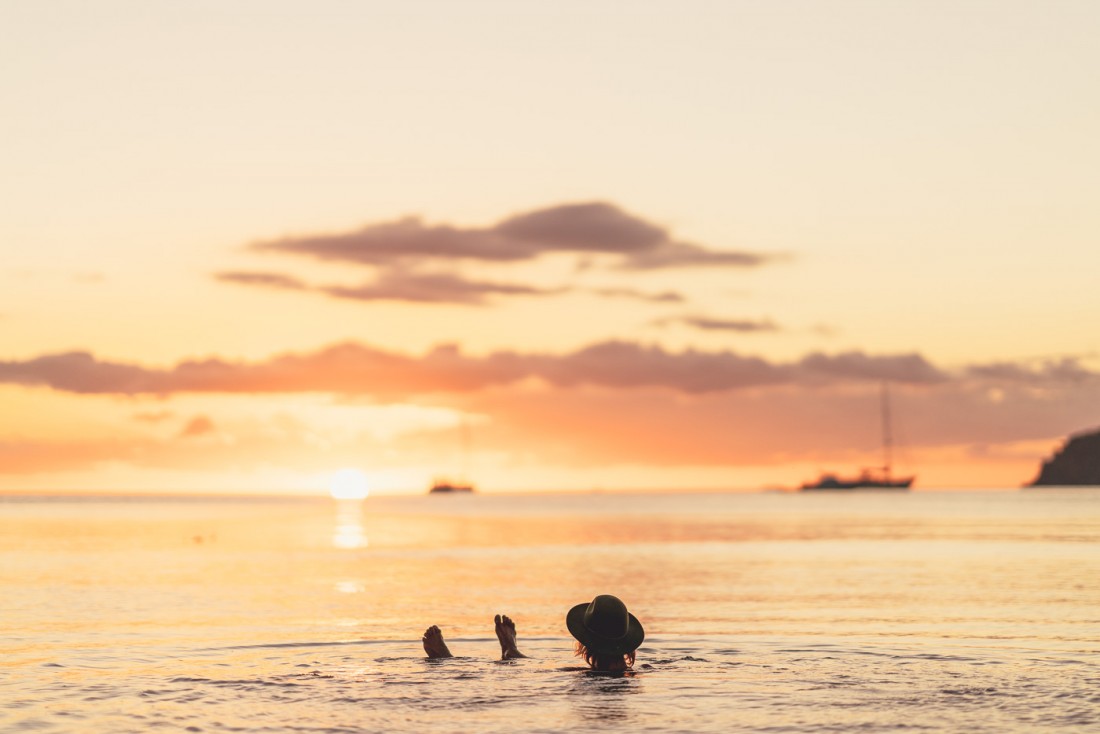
[574, 642, 636, 671]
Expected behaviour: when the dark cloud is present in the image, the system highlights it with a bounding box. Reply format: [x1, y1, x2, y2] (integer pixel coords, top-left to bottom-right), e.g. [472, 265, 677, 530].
[252, 201, 773, 270]
[179, 415, 216, 438]
[798, 351, 947, 385]
[321, 270, 567, 305]
[622, 242, 773, 269]
[494, 202, 667, 253]
[217, 268, 564, 305]
[543, 342, 788, 392]
[0, 344, 522, 396]
[0, 351, 166, 394]
[0, 340, 979, 398]
[655, 315, 779, 332]
[215, 271, 307, 290]
[966, 357, 1095, 385]
[255, 217, 517, 264]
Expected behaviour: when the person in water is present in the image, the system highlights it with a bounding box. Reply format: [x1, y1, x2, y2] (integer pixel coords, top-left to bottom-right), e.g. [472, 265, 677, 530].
[422, 594, 644, 672]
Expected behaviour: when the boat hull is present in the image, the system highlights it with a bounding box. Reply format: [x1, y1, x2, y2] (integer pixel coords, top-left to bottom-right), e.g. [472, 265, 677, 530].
[800, 476, 914, 491]
[429, 482, 474, 494]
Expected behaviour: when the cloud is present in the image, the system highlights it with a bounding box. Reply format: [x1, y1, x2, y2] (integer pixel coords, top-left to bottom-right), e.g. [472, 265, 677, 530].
[179, 415, 216, 438]
[254, 217, 519, 264]
[655, 315, 779, 332]
[4, 377, 1098, 481]
[541, 342, 789, 391]
[622, 242, 773, 269]
[320, 270, 566, 305]
[252, 201, 774, 270]
[494, 202, 667, 253]
[222, 202, 776, 308]
[2, 348, 1095, 483]
[798, 351, 947, 385]
[966, 357, 1096, 385]
[0, 352, 165, 394]
[215, 271, 307, 290]
[590, 288, 684, 303]
[0, 340, 972, 398]
[217, 269, 564, 305]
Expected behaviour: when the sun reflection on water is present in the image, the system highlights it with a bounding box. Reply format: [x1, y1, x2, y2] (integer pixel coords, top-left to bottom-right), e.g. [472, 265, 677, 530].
[332, 499, 368, 550]
[334, 580, 365, 593]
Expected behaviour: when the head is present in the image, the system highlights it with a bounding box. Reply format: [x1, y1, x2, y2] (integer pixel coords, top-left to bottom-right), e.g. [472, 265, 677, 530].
[566, 594, 644, 671]
[574, 641, 636, 672]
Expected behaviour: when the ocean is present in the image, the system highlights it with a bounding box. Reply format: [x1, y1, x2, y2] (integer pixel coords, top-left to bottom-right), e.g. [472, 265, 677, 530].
[3, 490, 1098, 733]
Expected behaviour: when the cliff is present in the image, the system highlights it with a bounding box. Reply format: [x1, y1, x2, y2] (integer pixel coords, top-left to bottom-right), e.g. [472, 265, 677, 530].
[1028, 428, 1100, 487]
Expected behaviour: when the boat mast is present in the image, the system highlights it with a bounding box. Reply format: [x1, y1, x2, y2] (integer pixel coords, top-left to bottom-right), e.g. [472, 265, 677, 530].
[881, 382, 893, 482]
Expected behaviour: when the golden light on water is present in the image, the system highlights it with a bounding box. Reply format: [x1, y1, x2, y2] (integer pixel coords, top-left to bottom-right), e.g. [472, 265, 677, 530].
[332, 500, 368, 550]
[330, 469, 369, 549]
[329, 468, 370, 500]
[330, 477, 369, 550]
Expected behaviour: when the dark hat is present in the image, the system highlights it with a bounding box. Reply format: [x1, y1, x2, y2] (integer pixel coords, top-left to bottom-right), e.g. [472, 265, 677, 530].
[566, 594, 644, 656]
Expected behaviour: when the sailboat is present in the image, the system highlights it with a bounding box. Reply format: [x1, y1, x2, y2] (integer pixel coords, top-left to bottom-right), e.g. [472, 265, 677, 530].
[800, 383, 915, 491]
[428, 479, 474, 494]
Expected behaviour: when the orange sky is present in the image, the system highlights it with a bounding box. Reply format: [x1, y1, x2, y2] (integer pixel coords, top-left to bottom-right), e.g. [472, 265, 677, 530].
[2, 1, 1099, 494]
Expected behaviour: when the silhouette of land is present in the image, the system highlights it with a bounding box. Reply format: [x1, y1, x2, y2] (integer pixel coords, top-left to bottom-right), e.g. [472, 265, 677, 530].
[1028, 428, 1100, 486]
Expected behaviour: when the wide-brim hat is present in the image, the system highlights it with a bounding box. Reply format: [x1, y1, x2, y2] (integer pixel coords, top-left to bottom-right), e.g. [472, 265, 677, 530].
[566, 594, 644, 656]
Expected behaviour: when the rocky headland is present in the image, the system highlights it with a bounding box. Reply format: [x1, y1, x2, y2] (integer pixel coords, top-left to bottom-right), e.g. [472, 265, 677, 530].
[1028, 428, 1100, 487]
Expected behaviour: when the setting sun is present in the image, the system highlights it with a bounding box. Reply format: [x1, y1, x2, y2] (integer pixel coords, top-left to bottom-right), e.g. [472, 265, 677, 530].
[328, 469, 369, 500]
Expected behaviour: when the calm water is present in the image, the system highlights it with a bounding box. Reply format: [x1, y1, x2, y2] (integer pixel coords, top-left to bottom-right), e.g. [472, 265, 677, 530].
[2, 490, 1098, 732]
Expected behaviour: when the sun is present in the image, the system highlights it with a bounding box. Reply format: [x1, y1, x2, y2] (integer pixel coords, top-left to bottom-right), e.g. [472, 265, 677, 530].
[329, 468, 370, 500]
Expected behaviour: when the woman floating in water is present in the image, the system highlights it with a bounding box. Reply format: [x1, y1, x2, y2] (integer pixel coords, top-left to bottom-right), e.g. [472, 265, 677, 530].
[422, 594, 644, 672]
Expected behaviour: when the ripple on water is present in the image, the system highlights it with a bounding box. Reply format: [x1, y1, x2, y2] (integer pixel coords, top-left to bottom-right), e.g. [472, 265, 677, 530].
[7, 639, 1100, 733]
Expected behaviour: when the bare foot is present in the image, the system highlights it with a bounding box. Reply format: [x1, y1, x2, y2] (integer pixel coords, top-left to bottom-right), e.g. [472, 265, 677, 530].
[494, 614, 527, 659]
[422, 625, 453, 658]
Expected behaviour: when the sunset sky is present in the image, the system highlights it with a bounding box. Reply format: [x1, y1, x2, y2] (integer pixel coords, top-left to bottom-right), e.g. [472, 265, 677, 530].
[3, 0, 1099, 494]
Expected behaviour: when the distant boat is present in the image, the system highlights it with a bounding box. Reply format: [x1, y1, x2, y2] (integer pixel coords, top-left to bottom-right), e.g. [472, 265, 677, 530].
[800, 470, 912, 491]
[429, 419, 476, 494]
[428, 479, 475, 494]
[801, 383, 915, 491]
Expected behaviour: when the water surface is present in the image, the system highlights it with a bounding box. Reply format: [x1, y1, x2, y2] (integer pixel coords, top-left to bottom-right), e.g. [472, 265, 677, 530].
[3, 490, 1098, 732]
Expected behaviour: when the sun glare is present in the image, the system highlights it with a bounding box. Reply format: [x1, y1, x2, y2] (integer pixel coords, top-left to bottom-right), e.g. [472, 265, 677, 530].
[329, 468, 369, 500]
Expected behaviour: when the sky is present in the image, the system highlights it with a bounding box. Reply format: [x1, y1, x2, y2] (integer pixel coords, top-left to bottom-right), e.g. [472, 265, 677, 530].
[2, 0, 1099, 494]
